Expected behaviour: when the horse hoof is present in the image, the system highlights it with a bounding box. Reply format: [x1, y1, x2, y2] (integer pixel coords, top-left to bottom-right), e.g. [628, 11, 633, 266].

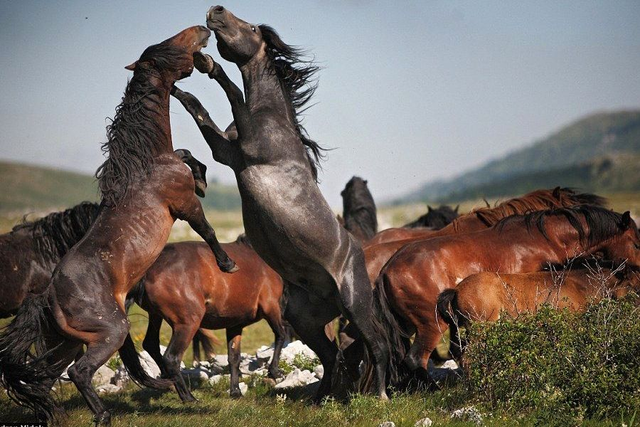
[193, 52, 214, 74]
[93, 411, 112, 426]
[220, 261, 239, 273]
[229, 389, 243, 399]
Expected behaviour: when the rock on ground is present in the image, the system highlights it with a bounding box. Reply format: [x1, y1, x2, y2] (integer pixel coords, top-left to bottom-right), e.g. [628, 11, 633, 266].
[92, 365, 116, 387]
[274, 368, 319, 390]
[379, 422, 396, 427]
[451, 406, 483, 425]
[280, 341, 318, 364]
[415, 417, 433, 427]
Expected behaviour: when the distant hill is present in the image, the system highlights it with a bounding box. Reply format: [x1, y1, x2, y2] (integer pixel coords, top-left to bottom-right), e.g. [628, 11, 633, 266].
[0, 161, 241, 212]
[399, 110, 640, 203]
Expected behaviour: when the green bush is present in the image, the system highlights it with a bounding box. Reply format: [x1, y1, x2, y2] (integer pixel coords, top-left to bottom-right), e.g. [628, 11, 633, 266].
[463, 297, 640, 424]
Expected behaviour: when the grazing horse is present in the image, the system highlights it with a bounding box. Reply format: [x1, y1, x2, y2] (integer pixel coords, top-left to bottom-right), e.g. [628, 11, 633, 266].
[437, 264, 640, 363]
[402, 205, 459, 230]
[377, 206, 640, 385]
[341, 176, 378, 243]
[364, 188, 606, 282]
[0, 27, 237, 425]
[130, 235, 286, 401]
[170, 6, 399, 400]
[0, 202, 99, 318]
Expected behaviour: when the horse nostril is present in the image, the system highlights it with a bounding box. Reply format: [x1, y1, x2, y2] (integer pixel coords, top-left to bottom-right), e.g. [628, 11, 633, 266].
[213, 5, 224, 13]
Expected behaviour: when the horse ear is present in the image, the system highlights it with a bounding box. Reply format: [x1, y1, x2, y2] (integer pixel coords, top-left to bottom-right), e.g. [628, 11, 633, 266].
[364, 180, 368, 185]
[455, 205, 460, 213]
[552, 186, 561, 199]
[621, 211, 632, 229]
[125, 61, 138, 71]
[427, 206, 432, 212]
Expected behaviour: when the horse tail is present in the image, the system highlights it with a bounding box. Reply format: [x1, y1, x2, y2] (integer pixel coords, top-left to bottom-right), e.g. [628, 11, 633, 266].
[195, 329, 220, 360]
[118, 333, 172, 390]
[0, 292, 61, 420]
[436, 289, 465, 360]
[360, 272, 411, 392]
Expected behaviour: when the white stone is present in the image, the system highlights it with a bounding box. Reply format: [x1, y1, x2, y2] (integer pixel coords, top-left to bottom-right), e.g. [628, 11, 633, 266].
[112, 365, 130, 387]
[138, 350, 162, 379]
[208, 374, 224, 386]
[280, 341, 318, 364]
[379, 422, 395, 427]
[92, 365, 116, 387]
[451, 406, 483, 425]
[97, 384, 122, 394]
[313, 365, 324, 379]
[256, 345, 275, 362]
[415, 417, 433, 427]
[274, 368, 319, 390]
[441, 360, 458, 370]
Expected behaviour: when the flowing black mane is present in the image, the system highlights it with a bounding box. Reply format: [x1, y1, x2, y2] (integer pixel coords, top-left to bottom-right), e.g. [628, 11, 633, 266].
[259, 25, 325, 181]
[341, 176, 378, 240]
[12, 202, 100, 263]
[96, 43, 190, 207]
[497, 205, 628, 247]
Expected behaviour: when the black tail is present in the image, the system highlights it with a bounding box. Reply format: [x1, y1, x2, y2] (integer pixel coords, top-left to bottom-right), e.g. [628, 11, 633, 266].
[118, 334, 173, 390]
[0, 293, 62, 420]
[436, 289, 465, 360]
[360, 273, 411, 392]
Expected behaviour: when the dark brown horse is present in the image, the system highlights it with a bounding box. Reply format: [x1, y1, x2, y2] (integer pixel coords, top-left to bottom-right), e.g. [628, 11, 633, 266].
[130, 235, 286, 401]
[341, 176, 378, 243]
[0, 27, 237, 425]
[437, 263, 640, 363]
[377, 206, 640, 385]
[0, 202, 99, 318]
[1, 150, 208, 319]
[402, 205, 459, 230]
[170, 6, 400, 400]
[364, 188, 606, 282]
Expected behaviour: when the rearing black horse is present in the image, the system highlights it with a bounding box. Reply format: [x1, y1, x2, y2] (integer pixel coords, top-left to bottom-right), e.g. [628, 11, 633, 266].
[171, 6, 400, 400]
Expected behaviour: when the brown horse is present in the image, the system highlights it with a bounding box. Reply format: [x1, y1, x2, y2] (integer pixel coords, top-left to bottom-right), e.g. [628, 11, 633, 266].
[0, 202, 99, 318]
[0, 27, 237, 425]
[364, 188, 606, 282]
[377, 206, 640, 385]
[130, 235, 286, 401]
[437, 263, 640, 362]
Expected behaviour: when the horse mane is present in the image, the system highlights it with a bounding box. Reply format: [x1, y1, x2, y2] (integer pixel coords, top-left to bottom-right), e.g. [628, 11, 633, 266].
[342, 176, 378, 240]
[404, 205, 459, 229]
[96, 43, 191, 207]
[12, 202, 100, 263]
[497, 205, 626, 247]
[462, 187, 607, 228]
[259, 25, 325, 181]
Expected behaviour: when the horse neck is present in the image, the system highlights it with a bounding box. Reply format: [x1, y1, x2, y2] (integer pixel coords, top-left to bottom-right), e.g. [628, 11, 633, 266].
[240, 53, 297, 127]
[542, 216, 605, 258]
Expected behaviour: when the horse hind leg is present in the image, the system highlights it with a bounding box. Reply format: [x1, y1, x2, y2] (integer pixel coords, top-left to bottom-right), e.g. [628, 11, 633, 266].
[142, 312, 169, 377]
[283, 284, 340, 403]
[66, 308, 130, 426]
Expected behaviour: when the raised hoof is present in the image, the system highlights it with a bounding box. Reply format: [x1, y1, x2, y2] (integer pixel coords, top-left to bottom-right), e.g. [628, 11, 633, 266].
[194, 179, 207, 197]
[219, 260, 239, 273]
[193, 52, 214, 74]
[93, 410, 112, 426]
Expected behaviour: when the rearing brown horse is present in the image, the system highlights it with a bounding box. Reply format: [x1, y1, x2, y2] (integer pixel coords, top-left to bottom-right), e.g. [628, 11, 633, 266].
[0, 26, 236, 425]
[171, 6, 400, 400]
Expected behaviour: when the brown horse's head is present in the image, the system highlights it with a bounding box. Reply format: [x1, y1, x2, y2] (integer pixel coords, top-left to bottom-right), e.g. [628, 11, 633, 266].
[206, 6, 263, 65]
[605, 212, 640, 268]
[125, 26, 211, 82]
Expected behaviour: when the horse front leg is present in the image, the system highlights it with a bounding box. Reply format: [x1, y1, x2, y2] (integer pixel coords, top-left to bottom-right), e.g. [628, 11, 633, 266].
[173, 195, 238, 273]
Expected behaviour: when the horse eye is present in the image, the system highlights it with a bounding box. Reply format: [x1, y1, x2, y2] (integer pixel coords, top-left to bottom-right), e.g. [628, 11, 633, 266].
[251, 26, 256, 32]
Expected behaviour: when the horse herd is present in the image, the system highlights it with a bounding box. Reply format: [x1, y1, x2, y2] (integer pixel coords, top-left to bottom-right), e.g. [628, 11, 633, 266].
[1, 5, 639, 426]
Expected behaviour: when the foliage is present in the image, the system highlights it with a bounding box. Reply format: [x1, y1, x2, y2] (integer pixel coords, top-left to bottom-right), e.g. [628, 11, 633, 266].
[279, 353, 321, 375]
[463, 297, 640, 424]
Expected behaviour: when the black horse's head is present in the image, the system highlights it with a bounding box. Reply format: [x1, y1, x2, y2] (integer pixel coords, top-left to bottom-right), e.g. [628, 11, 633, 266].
[206, 6, 263, 65]
[404, 205, 460, 230]
[125, 26, 211, 83]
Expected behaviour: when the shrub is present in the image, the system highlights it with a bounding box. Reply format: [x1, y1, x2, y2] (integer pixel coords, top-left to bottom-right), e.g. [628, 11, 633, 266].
[463, 297, 640, 424]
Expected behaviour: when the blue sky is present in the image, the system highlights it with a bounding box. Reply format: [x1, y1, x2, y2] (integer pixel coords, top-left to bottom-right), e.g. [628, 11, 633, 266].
[1, 1, 639, 206]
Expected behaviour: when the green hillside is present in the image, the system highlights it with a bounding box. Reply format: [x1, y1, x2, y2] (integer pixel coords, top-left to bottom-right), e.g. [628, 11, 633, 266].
[400, 110, 640, 203]
[0, 161, 241, 212]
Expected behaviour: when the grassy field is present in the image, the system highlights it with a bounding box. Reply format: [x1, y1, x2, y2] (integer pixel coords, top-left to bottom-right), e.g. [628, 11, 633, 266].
[2, 193, 640, 425]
